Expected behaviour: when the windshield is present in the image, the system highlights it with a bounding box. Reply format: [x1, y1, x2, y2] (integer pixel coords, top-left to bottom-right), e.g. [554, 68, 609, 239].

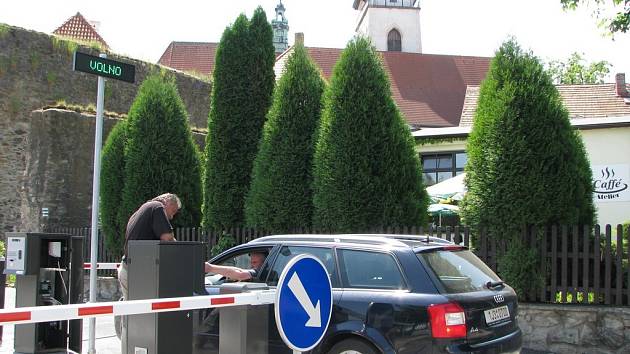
[417, 249, 501, 294]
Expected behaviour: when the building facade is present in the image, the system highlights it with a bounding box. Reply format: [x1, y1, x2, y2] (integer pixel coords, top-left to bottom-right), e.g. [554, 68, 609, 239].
[415, 76, 630, 226]
[353, 0, 422, 53]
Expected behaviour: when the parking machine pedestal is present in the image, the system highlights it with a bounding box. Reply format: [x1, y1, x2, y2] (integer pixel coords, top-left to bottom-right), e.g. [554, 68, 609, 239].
[218, 283, 269, 354]
[125, 240, 205, 354]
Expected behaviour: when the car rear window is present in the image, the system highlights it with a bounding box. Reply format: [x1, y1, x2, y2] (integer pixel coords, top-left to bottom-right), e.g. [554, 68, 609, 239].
[338, 249, 406, 290]
[417, 249, 501, 293]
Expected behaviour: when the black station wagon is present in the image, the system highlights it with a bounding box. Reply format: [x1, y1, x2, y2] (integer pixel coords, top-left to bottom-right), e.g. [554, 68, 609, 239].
[194, 234, 522, 354]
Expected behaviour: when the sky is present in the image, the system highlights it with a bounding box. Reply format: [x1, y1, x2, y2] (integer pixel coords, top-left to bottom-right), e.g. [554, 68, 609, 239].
[1, 0, 628, 81]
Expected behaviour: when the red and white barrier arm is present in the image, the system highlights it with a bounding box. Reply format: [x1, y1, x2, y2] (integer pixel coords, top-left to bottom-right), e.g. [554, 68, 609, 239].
[0, 290, 276, 325]
[83, 262, 120, 270]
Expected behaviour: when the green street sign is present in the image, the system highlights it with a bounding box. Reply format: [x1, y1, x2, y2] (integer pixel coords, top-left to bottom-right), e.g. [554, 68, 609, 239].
[73, 51, 135, 83]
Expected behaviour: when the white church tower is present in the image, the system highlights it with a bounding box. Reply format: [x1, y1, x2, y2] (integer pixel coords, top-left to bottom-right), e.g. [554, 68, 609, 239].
[353, 0, 422, 53]
[272, 1, 289, 54]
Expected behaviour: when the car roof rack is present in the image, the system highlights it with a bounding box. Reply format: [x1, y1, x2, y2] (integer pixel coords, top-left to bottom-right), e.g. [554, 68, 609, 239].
[249, 234, 454, 247]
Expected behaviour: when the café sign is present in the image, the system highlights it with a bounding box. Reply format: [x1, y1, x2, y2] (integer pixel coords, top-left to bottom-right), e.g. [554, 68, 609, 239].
[592, 164, 629, 202]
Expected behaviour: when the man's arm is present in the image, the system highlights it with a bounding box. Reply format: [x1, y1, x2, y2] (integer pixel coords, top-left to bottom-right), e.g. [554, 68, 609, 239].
[160, 232, 175, 241]
[204, 262, 253, 281]
[152, 206, 175, 241]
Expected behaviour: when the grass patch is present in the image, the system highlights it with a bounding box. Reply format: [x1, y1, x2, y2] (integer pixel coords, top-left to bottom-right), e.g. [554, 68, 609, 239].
[0, 23, 10, 38]
[183, 70, 212, 82]
[191, 127, 208, 134]
[88, 40, 106, 52]
[51, 36, 79, 57]
[555, 291, 596, 304]
[43, 100, 126, 119]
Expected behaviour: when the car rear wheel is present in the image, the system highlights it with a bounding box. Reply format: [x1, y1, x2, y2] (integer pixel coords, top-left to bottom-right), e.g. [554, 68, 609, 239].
[328, 338, 378, 354]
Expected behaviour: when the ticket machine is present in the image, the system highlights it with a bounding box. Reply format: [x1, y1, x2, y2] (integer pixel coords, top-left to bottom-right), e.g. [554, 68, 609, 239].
[4, 232, 83, 354]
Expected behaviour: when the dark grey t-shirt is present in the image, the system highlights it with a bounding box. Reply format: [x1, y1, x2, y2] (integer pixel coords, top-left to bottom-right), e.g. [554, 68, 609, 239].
[124, 200, 172, 257]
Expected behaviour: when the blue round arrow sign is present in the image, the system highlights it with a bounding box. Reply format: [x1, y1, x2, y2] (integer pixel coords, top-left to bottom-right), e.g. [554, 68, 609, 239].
[275, 254, 333, 352]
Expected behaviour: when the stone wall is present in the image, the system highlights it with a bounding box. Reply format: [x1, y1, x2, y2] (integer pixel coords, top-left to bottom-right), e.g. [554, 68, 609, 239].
[0, 24, 211, 235]
[20, 109, 206, 231]
[519, 303, 630, 354]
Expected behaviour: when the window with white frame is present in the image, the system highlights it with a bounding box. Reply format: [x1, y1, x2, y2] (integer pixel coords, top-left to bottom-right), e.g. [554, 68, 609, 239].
[421, 152, 467, 186]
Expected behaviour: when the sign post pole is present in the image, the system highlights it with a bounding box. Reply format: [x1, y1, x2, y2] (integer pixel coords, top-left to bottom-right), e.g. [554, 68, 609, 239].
[87, 53, 106, 354]
[73, 50, 134, 354]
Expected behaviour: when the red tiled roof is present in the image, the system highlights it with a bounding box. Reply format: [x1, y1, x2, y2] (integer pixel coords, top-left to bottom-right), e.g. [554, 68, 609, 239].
[53, 12, 108, 49]
[558, 83, 630, 118]
[460, 83, 630, 127]
[157, 42, 218, 76]
[277, 46, 490, 127]
[305, 47, 343, 79]
[160, 41, 490, 127]
[380, 52, 490, 127]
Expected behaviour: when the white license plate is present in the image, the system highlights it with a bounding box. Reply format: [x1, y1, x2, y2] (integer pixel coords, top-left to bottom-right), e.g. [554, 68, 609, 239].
[484, 305, 510, 325]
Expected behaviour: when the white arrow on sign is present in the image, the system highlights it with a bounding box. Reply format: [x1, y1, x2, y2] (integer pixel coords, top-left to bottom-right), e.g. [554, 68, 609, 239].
[288, 272, 321, 327]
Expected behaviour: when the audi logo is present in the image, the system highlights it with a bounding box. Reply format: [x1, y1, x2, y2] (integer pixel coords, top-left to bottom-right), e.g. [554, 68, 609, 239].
[494, 294, 505, 303]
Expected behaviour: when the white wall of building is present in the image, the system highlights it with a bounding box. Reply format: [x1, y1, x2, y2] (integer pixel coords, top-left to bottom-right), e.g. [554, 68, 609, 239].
[415, 126, 630, 226]
[356, 7, 422, 53]
[579, 127, 630, 226]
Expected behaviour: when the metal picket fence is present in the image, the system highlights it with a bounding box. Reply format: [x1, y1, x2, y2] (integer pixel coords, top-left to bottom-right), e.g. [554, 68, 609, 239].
[47, 224, 629, 305]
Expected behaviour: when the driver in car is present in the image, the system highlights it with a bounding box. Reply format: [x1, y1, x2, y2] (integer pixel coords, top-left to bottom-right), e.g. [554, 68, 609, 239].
[204, 251, 267, 281]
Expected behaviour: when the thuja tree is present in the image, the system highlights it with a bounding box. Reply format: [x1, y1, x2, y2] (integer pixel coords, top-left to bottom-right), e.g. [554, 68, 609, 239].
[121, 73, 203, 233]
[100, 119, 127, 256]
[312, 37, 429, 232]
[203, 8, 275, 229]
[460, 40, 595, 297]
[245, 44, 325, 231]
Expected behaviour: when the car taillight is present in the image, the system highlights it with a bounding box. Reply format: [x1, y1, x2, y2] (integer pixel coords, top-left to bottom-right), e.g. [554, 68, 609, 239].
[428, 302, 467, 339]
[441, 245, 465, 251]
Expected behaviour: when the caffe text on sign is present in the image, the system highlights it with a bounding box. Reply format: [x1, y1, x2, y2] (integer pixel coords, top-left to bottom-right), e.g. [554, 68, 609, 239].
[592, 164, 630, 202]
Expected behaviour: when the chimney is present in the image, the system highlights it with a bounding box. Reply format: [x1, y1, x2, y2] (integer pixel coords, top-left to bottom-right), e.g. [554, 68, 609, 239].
[89, 20, 101, 32]
[616, 73, 628, 97]
[294, 32, 304, 46]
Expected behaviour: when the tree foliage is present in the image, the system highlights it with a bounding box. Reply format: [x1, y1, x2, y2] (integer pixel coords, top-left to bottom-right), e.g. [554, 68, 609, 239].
[547, 52, 611, 84]
[120, 73, 203, 234]
[245, 44, 325, 232]
[312, 37, 429, 232]
[461, 39, 595, 232]
[100, 119, 128, 256]
[202, 8, 275, 230]
[460, 40, 596, 298]
[562, 0, 630, 34]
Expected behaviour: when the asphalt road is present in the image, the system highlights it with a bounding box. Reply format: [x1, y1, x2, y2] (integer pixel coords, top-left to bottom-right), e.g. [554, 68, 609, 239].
[0, 287, 121, 354]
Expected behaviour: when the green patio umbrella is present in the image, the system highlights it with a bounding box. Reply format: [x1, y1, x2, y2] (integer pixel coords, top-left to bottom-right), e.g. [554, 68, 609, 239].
[427, 203, 459, 226]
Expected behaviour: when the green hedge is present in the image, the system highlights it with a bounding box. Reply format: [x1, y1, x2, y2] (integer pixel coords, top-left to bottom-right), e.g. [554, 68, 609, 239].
[100, 119, 127, 256]
[203, 8, 275, 230]
[461, 39, 596, 299]
[245, 44, 325, 231]
[312, 37, 429, 232]
[120, 73, 203, 234]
